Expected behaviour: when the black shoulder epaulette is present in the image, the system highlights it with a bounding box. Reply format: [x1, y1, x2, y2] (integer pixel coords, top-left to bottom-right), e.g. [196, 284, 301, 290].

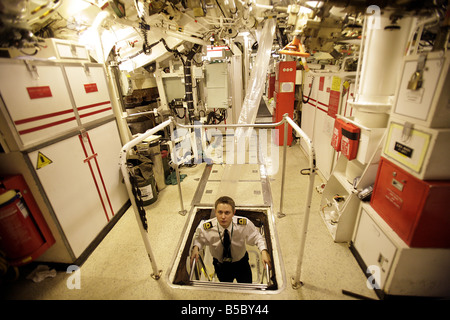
[237, 218, 247, 225]
[203, 221, 213, 230]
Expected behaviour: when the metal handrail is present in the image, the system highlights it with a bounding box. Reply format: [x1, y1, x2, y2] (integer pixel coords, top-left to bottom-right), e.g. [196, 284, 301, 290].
[189, 257, 197, 282]
[174, 119, 285, 130]
[261, 263, 271, 285]
[119, 115, 316, 289]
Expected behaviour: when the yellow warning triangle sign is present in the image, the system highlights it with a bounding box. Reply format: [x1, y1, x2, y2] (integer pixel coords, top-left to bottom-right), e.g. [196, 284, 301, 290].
[36, 151, 53, 170]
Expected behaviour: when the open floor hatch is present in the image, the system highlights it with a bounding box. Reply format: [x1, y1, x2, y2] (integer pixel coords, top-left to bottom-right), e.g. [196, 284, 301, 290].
[166, 164, 286, 294]
[166, 206, 285, 293]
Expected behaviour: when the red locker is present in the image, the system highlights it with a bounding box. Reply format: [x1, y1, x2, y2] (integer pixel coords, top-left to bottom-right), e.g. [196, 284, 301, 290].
[273, 61, 296, 146]
[371, 157, 450, 248]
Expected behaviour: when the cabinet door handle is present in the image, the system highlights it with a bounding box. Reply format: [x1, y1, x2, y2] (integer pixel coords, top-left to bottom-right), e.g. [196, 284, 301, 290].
[377, 253, 384, 264]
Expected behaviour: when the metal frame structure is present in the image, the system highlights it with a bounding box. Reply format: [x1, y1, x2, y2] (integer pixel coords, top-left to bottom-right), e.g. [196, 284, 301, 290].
[118, 114, 316, 290]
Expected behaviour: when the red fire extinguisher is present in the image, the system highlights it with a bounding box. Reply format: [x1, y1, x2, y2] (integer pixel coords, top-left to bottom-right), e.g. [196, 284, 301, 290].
[0, 190, 45, 262]
[331, 118, 345, 151]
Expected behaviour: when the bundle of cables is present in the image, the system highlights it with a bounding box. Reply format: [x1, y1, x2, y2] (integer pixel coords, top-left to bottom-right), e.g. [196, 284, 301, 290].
[205, 109, 227, 124]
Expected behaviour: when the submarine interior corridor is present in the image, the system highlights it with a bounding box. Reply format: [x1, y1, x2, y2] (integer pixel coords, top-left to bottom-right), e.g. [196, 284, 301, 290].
[1, 122, 379, 300]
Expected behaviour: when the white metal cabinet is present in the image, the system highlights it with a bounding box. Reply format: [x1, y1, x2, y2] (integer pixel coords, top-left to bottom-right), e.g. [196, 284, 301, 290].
[354, 205, 397, 289]
[0, 61, 79, 149]
[53, 39, 89, 61]
[0, 58, 129, 263]
[8, 38, 90, 61]
[28, 120, 127, 258]
[205, 62, 229, 109]
[64, 64, 114, 125]
[383, 119, 450, 180]
[353, 203, 450, 298]
[393, 51, 450, 128]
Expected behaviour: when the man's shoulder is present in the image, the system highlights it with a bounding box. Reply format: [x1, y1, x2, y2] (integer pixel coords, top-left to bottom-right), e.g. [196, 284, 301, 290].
[233, 216, 250, 226]
[199, 217, 217, 231]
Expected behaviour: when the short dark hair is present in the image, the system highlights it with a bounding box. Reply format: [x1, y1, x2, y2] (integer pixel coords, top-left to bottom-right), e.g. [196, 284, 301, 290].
[215, 196, 235, 212]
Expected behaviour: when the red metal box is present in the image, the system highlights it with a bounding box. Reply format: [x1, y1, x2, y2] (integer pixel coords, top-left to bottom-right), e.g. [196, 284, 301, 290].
[340, 121, 360, 160]
[371, 157, 450, 248]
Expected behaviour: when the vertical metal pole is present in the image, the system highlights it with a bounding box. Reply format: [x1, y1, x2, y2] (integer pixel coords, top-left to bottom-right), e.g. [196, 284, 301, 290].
[277, 115, 288, 218]
[291, 145, 316, 289]
[169, 119, 187, 215]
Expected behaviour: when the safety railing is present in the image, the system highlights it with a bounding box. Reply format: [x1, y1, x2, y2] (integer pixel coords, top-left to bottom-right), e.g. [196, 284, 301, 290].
[188, 246, 272, 290]
[119, 114, 316, 289]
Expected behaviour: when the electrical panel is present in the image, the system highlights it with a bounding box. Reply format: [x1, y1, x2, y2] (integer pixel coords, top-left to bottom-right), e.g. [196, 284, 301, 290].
[205, 62, 229, 109]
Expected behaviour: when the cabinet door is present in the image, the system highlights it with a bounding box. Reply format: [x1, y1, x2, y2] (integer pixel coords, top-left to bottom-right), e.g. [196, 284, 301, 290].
[82, 121, 129, 215]
[354, 208, 397, 289]
[28, 120, 128, 258]
[394, 54, 444, 123]
[0, 62, 78, 148]
[29, 135, 108, 257]
[55, 41, 89, 60]
[371, 158, 428, 243]
[64, 65, 114, 125]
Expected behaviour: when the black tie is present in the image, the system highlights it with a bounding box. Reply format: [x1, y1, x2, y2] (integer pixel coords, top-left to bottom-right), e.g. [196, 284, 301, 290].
[223, 229, 231, 262]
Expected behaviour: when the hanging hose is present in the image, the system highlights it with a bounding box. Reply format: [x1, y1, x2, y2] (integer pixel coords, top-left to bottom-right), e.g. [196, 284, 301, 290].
[206, 109, 227, 124]
[128, 171, 148, 232]
[301, 76, 315, 104]
[183, 44, 202, 124]
[159, 39, 202, 124]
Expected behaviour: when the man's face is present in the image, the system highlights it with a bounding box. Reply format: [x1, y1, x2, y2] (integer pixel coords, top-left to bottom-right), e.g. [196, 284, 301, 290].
[215, 203, 234, 228]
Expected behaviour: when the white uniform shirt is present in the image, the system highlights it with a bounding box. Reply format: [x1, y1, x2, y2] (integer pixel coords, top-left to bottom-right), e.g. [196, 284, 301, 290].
[192, 216, 267, 263]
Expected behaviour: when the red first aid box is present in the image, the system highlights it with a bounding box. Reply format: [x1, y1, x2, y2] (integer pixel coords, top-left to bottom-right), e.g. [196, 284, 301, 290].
[340, 122, 360, 160]
[371, 157, 450, 248]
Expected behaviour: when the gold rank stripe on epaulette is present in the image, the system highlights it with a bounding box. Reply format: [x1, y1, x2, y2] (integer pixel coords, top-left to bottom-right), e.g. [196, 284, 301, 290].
[237, 218, 247, 225]
[203, 222, 213, 230]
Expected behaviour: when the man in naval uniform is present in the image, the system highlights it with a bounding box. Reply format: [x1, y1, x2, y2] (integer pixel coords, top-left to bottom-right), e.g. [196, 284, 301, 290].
[190, 196, 272, 283]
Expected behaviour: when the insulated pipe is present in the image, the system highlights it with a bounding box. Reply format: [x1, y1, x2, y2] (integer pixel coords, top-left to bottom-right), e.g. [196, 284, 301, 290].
[163, 29, 209, 46]
[406, 12, 441, 56]
[119, 119, 172, 280]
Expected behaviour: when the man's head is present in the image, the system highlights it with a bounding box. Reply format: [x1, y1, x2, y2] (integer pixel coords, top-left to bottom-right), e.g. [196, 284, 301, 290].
[215, 196, 235, 228]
